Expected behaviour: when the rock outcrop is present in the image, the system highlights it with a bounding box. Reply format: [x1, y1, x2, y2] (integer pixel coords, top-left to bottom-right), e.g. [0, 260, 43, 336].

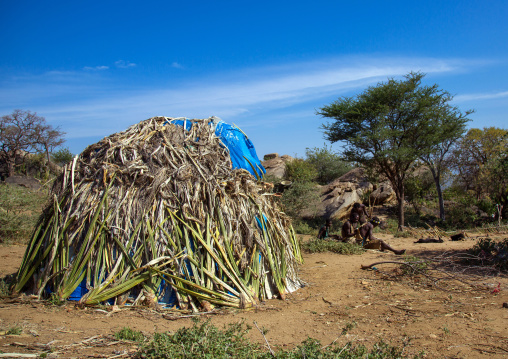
[261, 154, 294, 179]
[313, 168, 373, 219]
[301, 167, 396, 220]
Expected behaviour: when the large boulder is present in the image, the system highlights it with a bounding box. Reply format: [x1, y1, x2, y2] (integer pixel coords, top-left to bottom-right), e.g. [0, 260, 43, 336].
[317, 168, 373, 219]
[261, 154, 294, 179]
[370, 182, 396, 205]
[301, 167, 396, 220]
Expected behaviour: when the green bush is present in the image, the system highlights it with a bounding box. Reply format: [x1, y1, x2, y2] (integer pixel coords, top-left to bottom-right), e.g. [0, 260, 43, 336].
[51, 147, 74, 166]
[137, 319, 260, 359]
[305, 145, 353, 185]
[285, 159, 317, 183]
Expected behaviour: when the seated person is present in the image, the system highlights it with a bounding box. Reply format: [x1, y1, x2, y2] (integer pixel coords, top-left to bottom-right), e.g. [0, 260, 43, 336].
[340, 212, 361, 243]
[359, 217, 406, 255]
[351, 202, 369, 225]
[317, 218, 340, 240]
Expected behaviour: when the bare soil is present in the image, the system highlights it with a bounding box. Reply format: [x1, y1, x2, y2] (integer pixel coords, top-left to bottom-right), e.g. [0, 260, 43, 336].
[1, 233, 507, 358]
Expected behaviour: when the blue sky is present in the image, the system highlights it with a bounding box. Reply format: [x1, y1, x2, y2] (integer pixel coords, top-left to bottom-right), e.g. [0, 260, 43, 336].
[1, 0, 507, 159]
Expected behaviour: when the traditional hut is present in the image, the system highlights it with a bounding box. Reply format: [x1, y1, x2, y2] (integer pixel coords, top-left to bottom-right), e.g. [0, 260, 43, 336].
[13, 117, 302, 310]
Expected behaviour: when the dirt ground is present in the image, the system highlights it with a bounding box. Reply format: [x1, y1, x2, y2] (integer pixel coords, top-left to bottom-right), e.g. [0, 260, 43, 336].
[0, 233, 507, 358]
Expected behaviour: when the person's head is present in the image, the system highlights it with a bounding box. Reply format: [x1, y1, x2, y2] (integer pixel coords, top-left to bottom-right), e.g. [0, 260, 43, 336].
[370, 216, 381, 227]
[350, 212, 360, 223]
[353, 203, 362, 209]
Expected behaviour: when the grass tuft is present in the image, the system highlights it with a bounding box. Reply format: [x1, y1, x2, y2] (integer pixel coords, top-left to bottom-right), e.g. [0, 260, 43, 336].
[301, 239, 364, 255]
[115, 327, 145, 342]
[6, 326, 22, 335]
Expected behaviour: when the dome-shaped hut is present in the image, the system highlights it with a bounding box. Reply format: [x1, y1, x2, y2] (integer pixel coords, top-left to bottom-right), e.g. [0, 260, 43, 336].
[13, 117, 302, 310]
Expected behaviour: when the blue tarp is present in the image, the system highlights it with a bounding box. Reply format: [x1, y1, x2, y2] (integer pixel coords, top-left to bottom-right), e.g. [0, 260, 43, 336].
[165, 117, 266, 177]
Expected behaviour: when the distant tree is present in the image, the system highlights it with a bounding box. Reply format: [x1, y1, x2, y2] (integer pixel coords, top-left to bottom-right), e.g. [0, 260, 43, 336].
[318, 72, 472, 229]
[451, 127, 508, 217]
[51, 147, 74, 167]
[0, 110, 65, 177]
[35, 125, 66, 164]
[418, 105, 472, 221]
[305, 144, 353, 185]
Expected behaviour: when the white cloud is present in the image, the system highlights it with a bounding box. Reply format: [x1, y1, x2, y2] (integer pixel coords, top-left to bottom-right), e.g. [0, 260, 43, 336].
[115, 60, 136, 69]
[171, 62, 184, 69]
[454, 90, 508, 102]
[83, 65, 109, 71]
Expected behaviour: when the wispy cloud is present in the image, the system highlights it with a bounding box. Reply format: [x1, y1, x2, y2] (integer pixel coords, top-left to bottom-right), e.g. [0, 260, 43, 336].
[171, 62, 184, 69]
[454, 90, 508, 102]
[115, 60, 136, 69]
[0, 55, 479, 142]
[83, 65, 109, 71]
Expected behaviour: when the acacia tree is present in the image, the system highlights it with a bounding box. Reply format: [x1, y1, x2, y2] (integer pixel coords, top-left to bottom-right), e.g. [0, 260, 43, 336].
[0, 110, 65, 177]
[318, 72, 471, 229]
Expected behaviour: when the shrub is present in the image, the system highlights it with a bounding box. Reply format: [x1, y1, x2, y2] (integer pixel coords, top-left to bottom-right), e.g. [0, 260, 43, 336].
[305, 145, 353, 185]
[137, 319, 259, 359]
[279, 182, 319, 218]
[51, 147, 74, 166]
[465, 237, 508, 271]
[285, 159, 317, 183]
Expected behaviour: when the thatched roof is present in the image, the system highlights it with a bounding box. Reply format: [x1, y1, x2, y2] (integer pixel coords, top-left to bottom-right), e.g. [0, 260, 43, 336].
[14, 117, 302, 310]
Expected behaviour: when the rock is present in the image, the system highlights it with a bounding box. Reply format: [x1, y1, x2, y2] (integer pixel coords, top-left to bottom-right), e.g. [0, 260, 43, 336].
[4, 175, 41, 190]
[263, 153, 279, 160]
[261, 154, 294, 179]
[303, 167, 374, 220]
[370, 182, 396, 205]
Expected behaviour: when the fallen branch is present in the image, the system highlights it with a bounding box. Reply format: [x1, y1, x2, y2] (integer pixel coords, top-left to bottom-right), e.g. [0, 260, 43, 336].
[254, 321, 275, 357]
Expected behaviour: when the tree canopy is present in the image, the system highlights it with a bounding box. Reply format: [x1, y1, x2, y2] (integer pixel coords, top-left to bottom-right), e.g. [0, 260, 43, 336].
[451, 127, 508, 217]
[0, 109, 65, 177]
[317, 72, 472, 228]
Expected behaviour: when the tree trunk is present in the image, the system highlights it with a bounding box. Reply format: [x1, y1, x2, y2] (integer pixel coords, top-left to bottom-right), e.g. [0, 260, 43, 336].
[429, 167, 445, 221]
[6, 158, 14, 177]
[396, 186, 405, 230]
